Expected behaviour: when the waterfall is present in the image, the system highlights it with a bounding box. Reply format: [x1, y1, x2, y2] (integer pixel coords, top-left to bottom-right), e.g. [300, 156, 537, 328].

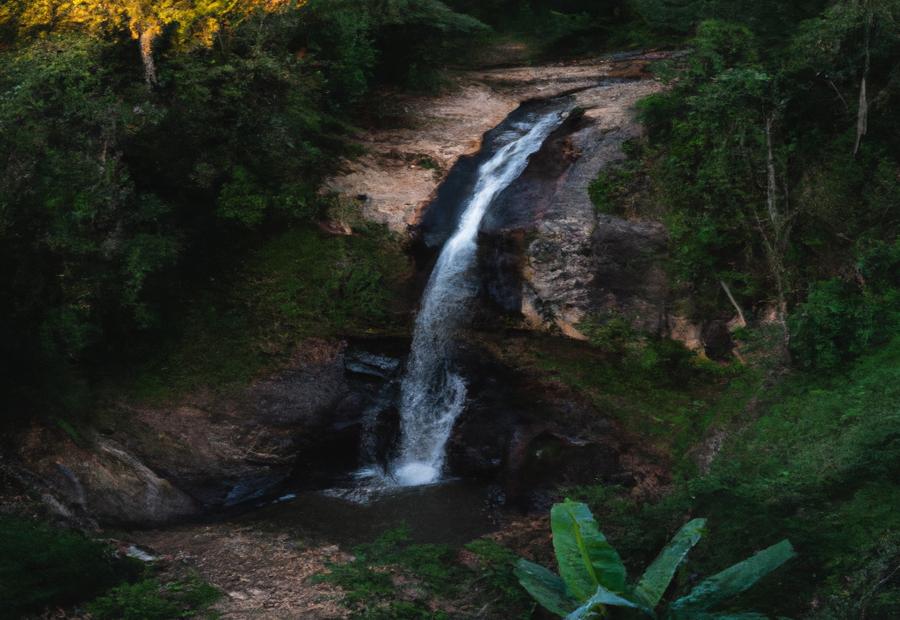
[387, 108, 568, 487]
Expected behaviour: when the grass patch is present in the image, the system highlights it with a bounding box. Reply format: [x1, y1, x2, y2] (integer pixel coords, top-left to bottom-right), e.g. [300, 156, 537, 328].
[317, 526, 463, 619]
[316, 528, 535, 619]
[86, 575, 221, 620]
[116, 224, 412, 403]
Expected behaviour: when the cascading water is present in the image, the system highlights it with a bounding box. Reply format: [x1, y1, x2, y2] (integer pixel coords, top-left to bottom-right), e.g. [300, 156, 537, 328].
[383, 106, 569, 487]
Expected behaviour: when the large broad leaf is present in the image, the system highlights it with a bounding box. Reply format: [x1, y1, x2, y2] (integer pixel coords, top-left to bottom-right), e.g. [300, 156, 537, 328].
[515, 559, 580, 618]
[565, 584, 654, 620]
[633, 518, 706, 607]
[551, 500, 627, 599]
[670, 540, 796, 612]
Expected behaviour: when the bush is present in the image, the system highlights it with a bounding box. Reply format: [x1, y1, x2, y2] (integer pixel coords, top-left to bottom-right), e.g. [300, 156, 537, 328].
[0, 517, 135, 619]
[515, 500, 795, 619]
[791, 241, 900, 370]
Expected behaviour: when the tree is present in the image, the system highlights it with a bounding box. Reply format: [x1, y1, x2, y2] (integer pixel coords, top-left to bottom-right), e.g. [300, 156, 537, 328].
[790, 0, 900, 155]
[0, 0, 301, 85]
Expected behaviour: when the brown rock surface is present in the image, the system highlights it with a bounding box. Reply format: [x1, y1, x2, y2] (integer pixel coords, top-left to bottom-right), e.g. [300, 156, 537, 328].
[326, 56, 664, 233]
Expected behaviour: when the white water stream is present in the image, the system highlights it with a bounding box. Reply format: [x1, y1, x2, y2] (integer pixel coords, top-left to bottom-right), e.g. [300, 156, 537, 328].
[385, 108, 567, 487]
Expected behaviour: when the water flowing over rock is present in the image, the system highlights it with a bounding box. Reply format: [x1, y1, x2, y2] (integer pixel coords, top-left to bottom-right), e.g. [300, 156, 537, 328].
[385, 105, 571, 487]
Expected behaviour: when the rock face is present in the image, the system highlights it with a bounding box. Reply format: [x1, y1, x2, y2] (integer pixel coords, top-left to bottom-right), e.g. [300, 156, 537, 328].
[466, 76, 677, 342]
[12, 340, 368, 525]
[14, 427, 198, 526]
[471, 77, 732, 354]
[326, 55, 669, 233]
[445, 339, 667, 504]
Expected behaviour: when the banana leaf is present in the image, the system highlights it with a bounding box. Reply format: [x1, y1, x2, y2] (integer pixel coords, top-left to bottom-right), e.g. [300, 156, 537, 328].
[551, 500, 628, 599]
[565, 584, 654, 620]
[633, 518, 706, 607]
[515, 559, 580, 618]
[670, 540, 796, 612]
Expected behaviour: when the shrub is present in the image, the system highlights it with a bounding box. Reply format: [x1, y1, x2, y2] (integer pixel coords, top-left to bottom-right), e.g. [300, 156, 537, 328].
[515, 500, 795, 619]
[0, 517, 134, 619]
[791, 242, 900, 370]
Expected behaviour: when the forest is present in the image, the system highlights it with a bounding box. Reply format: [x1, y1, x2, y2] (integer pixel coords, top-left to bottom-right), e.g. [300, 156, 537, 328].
[0, 1, 898, 619]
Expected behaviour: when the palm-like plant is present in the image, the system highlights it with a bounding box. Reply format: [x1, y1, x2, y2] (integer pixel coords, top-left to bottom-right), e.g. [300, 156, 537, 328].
[515, 500, 796, 619]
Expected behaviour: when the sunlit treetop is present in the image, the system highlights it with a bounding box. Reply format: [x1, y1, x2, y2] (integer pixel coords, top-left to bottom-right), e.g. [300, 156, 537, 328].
[2, 0, 300, 41]
[0, 0, 303, 84]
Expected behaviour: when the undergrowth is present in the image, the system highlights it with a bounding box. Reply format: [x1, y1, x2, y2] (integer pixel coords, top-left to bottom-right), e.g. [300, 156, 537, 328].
[86, 575, 221, 620]
[567, 335, 900, 618]
[317, 527, 534, 619]
[115, 223, 411, 403]
[529, 318, 763, 472]
[317, 526, 463, 619]
[0, 516, 220, 619]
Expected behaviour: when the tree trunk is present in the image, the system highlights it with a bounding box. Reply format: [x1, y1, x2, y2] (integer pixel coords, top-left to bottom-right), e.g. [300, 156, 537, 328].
[854, 8, 873, 156]
[720, 280, 748, 328]
[139, 28, 159, 88]
[764, 115, 792, 361]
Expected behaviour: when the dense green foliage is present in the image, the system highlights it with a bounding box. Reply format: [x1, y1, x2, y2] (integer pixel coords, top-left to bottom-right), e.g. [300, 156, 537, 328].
[446, 0, 642, 53]
[0, 0, 483, 422]
[118, 224, 410, 402]
[588, 1, 900, 370]
[568, 334, 900, 618]
[0, 516, 134, 619]
[515, 500, 794, 618]
[0, 515, 220, 619]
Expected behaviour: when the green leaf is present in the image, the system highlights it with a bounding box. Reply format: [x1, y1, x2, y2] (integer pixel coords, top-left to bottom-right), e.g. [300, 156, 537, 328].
[551, 500, 628, 599]
[514, 559, 579, 618]
[565, 584, 653, 620]
[671, 540, 796, 612]
[634, 518, 706, 607]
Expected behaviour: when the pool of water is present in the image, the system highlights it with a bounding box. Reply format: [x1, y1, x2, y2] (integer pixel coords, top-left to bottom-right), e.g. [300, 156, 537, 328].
[235, 478, 501, 547]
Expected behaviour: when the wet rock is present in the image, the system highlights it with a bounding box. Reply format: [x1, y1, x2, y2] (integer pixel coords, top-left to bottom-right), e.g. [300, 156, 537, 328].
[344, 350, 401, 380]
